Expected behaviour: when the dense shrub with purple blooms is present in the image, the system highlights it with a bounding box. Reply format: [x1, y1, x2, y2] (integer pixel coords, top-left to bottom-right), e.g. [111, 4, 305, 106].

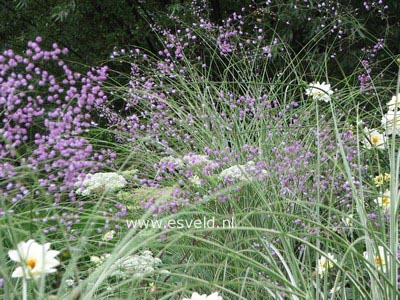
[0, 37, 115, 204]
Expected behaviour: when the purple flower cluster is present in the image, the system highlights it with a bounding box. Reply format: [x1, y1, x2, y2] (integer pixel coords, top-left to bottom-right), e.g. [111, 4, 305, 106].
[105, 3, 369, 163]
[363, 0, 388, 14]
[0, 37, 115, 205]
[268, 124, 364, 207]
[358, 39, 384, 93]
[110, 4, 280, 69]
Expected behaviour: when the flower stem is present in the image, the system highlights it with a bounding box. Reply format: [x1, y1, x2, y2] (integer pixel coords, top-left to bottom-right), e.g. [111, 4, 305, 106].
[22, 278, 28, 300]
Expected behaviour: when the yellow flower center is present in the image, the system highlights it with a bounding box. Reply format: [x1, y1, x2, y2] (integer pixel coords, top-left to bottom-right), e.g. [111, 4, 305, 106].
[382, 197, 390, 205]
[375, 256, 381, 266]
[26, 258, 37, 269]
[371, 136, 380, 144]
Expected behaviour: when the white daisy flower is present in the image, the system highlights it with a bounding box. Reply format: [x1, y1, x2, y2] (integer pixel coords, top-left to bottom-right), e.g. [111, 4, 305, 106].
[374, 190, 391, 211]
[382, 110, 400, 135]
[363, 128, 385, 149]
[8, 240, 60, 280]
[363, 246, 387, 272]
[386, 93, 400, 111]
[305, 81, 334, 102]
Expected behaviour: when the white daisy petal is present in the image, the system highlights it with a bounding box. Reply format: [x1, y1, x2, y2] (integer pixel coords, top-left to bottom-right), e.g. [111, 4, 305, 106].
[11, 266, 25, 278]
[8, 250, 21, 262]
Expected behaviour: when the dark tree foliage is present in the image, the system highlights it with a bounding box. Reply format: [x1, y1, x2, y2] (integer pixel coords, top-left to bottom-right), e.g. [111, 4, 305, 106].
[0, 0, 184, 66]
[1, 0, 399, 71]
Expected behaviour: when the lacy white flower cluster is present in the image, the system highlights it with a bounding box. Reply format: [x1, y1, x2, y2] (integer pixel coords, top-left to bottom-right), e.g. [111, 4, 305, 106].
[218, 161, 267, 182]
[382, 93, 400, 135]
[305, 81, 334, 102]
[90, 250, 166, 279]
[183, 292, 223, 300]
[75, 172, 127, 195]
[110, 250, 166, 278]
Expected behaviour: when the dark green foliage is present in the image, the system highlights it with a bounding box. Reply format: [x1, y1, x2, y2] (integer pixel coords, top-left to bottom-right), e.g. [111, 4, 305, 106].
[0, 0, 177, 65]
[1, 0, 399, 75]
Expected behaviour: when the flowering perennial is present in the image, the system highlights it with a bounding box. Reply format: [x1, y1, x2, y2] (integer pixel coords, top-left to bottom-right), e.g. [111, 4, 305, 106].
[382, 110, 400, 135]
[305, 82, 334, 102]
[363, 128, 385, 149]
[382, 93, 400, 135]
[218, 161, 267, 182]
[374, 190, 391, 211]
[386, 93, 400, 111]
[363, 246, 387, 273]
[0, 37, 115, 206]
[8, 239, 60, 280]
[374, 173, 390, 187]
[75, 172, 127, 196]
[316, 253, 336, 277]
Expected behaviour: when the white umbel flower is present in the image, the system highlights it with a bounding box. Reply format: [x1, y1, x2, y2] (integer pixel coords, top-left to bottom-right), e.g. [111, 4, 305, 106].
[90, 255, 102, 264]
[363, 128, 385, 149]
[75, 172, 127, 195]
[8, 240, 60, 280]
[219, 165, 247, 181]
[183, 292, 223, 300]
[316, 253, 336, 277]
[219, 161, 266, 182]
[363, 246, 387, 272]
[110, 250, 165, 278]
[305, 81, 333, 102]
